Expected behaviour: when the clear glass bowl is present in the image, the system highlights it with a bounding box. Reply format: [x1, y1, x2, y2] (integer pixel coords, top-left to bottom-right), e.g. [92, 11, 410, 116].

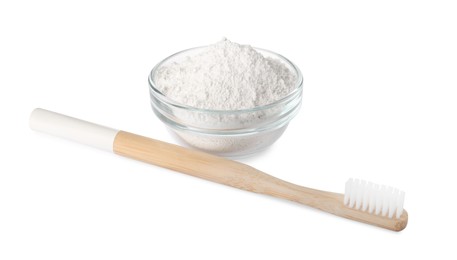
[148, 46, 303, 158]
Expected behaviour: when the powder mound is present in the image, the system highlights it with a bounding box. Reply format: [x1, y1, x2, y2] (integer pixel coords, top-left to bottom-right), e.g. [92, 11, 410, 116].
[155, 39, 297, 110]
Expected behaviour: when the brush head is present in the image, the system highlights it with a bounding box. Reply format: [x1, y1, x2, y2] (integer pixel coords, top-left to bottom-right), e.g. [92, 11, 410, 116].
[344, 178, 405, 219]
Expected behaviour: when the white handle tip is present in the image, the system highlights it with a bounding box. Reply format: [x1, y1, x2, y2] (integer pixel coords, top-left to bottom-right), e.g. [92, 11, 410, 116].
[30, 108, 119, 152]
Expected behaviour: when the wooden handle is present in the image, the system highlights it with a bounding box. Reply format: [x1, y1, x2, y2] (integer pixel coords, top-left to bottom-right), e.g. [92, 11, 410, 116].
[113, 131, 407, 231]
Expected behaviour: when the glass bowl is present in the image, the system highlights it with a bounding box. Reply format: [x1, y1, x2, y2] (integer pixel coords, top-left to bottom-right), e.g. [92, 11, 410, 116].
[148, 46, 303, 158]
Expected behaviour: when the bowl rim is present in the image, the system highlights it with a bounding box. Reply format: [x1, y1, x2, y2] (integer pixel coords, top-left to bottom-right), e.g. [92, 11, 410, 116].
[148, 46, 303, 114]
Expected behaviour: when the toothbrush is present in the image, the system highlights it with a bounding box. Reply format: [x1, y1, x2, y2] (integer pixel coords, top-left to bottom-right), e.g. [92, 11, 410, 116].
[29, 108, 408, 231]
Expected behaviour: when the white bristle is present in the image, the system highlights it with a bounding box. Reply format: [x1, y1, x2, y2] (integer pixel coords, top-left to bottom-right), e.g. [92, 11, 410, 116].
[349, 179, 357, 208]
[368, 182, 375, 214]
[396, 191, 405, 218]
[355, 179, 363, 210]
[388, 189, 398, 218]
[375, 184, 382, 215]
[381, 186, 389, 217]
[344, 179, 405, 219]
[361, 181, 370, 211]
[344, 179, 351, 205]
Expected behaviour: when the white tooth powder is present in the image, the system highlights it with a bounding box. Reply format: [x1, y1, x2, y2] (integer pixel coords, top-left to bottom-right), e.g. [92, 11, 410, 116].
[151, 39, 301, 156]
[155, 38, 296, 110]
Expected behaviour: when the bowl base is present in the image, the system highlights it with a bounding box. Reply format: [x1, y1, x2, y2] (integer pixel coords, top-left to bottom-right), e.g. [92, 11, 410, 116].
[165, 124, 288, 158]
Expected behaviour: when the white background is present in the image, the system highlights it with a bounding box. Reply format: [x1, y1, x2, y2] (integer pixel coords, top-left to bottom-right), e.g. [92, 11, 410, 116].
[1, 0, 456, 259]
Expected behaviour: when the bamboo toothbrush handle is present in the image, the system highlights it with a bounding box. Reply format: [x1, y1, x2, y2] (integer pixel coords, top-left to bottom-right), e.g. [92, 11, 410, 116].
[113, 131, 407, 231]
[30, 109, 407, 231]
